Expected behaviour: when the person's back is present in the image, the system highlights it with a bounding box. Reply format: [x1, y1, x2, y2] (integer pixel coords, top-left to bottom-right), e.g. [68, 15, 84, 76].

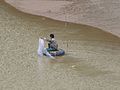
[49, 38, 58, 50]
[48, 34, 58, 50]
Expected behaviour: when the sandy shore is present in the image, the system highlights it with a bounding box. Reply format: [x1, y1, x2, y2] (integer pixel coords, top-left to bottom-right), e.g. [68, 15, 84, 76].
[0, 0, 120, 90]
[5, 0, 120, 37]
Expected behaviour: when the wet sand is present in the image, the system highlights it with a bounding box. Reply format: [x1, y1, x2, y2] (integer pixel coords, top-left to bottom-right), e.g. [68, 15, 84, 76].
[5, 0, 120, 37]
[0, 0, 120, 90]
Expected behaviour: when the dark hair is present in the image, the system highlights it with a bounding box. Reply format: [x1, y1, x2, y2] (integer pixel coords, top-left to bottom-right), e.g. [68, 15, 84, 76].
[50, 34, 54, 38]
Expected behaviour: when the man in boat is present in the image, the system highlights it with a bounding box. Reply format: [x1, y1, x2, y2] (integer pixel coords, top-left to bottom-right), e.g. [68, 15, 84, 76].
[43, 34, 58, 51]
[39, 34, 64, 57]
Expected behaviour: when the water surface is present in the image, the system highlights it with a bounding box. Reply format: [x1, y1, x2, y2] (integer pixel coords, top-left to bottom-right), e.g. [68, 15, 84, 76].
[0, 1, 120, 90]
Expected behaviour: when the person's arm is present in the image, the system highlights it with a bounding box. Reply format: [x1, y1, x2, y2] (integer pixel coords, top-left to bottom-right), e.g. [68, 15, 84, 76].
[41, 37, 51, 42]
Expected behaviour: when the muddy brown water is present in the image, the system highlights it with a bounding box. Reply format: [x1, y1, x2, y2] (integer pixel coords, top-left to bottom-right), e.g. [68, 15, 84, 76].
[0, 1, 120, 90]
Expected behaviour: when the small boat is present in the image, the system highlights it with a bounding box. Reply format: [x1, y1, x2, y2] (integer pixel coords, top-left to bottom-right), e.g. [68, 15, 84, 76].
[45, 48, 65, 56]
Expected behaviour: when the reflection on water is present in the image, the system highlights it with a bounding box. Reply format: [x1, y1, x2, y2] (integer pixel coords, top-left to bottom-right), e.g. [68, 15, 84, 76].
[0, 1, 120, 90]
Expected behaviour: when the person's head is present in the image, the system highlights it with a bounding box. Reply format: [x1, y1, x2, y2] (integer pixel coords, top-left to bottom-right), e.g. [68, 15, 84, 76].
[50, 34, 54, 38]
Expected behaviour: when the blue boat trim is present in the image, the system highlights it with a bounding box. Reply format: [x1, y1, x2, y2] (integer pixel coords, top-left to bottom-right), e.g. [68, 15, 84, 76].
[48, 49, 65, 56]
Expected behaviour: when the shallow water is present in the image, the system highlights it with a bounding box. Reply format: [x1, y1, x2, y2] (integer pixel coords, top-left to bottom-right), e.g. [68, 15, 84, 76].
[0, 1, 120, 90]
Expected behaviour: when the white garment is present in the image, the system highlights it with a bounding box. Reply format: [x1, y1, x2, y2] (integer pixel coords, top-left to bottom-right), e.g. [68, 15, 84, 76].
[37, 38, 44, 56]
[37, 38, 54, 59]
